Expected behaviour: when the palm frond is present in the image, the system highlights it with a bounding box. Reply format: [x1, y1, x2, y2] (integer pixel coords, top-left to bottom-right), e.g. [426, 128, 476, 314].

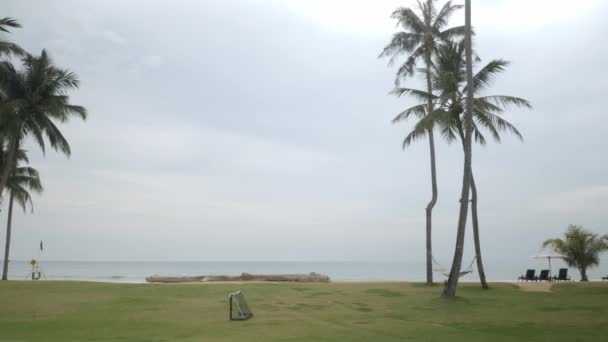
[392, 104, 427, 123]
[10, 184, 34, 212]
[473, 127, 487, 145]
[466, 59, 510, 93]
[27, 123, 47, 155]
[478, 95, 533, 111]
[39, 114, 72, 156]
[378, 32, 423, 65]
[472, 111, 501, 142]
[395, 45, 426, 83]
[391, 87, 435, 102]
[0, 42, 25, 57]
[402, 118, 431, 148]
[477, 110, 523, 141]
[433, 1, 463, 31]
[3, 149, 43, 212]
[391, 7, 426, 34]
[0, 17, 21, 32]
[435, 109, 459, 144]
[401, 108, 444, 149]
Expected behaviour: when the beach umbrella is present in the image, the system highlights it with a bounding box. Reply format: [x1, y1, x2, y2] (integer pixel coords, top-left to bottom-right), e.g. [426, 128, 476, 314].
[532, 253, 564, 279]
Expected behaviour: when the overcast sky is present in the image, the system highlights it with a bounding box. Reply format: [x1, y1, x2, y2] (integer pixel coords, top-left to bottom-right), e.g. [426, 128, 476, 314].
[2, 0, 607, 272]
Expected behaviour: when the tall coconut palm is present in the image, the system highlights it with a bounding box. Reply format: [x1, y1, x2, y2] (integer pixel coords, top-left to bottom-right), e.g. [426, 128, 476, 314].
[379, 0, 463, 285]
[442, 0, 473, 298]
[394, 44, 531, 289]
[0, 50, 86, 202]
[543, 225, 608, 281]
[0, 17, 25, 58]
[396, 41, 532, 289]
[437, 45, 529, 290]
[1, 149, 43, 280]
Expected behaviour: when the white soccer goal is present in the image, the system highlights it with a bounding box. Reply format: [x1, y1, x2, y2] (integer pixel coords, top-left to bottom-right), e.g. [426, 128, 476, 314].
[228, 291, 254, 321]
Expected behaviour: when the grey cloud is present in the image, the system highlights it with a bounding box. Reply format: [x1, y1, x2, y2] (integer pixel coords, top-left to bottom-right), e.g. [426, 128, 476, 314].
[1, 0, 606, 272]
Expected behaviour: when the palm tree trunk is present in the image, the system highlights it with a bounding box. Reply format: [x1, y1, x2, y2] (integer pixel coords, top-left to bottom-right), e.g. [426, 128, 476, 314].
[0, 137, 18, 201]
[455, 124, 488, 289]
[2, 193, 15, 280]
[470, 176, 488, 289]
[424, 51, 438, 286]
[442, 0, 474, 298]
[579, 267, 588, 281]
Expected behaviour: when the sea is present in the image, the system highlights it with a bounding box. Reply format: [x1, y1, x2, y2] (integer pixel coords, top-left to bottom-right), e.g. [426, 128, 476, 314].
[4, 260, 608, 283]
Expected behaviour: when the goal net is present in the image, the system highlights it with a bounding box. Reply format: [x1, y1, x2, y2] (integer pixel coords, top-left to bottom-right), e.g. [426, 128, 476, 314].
[228, 291, 254, 320]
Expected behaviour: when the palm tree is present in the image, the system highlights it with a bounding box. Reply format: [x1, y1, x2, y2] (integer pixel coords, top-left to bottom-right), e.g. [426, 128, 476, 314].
[394, 41, 532, 289]
[435, 43, 531, 290]
[543, 225, 608, 282]
[0, 17, 25, 58]
[442, 0, 473, 298]
[0, 50, 86, 202]
[1, 149, 43, 280]
[379, 0, 463, 285]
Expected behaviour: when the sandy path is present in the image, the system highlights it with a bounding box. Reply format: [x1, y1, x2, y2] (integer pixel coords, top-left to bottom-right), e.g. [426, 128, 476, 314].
[513, 282, 553, 292]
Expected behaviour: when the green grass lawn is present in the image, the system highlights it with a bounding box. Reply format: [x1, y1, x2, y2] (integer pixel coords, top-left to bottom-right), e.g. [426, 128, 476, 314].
[1, 281, 607, 341]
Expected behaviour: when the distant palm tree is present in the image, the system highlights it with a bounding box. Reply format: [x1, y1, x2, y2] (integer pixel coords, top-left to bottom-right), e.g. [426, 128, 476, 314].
[1, 149, 43, 280]
[394, 41, 532, 289]
[0, 17, 25, 58]
[0, 50, 86, 202]
[379, 0, 463, 285]
[543, 225, 608, 281]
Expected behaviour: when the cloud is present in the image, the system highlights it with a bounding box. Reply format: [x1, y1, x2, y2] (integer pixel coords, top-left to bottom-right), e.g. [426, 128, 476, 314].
[475, 0, 603, 32]
[276, 0, 404, 35]
[2, 0, 607, 263]
[276, 0, 605, 35]
[101, 30, 127, 46]
[536, 185, 608, 212]
[140, 55, 163, 69]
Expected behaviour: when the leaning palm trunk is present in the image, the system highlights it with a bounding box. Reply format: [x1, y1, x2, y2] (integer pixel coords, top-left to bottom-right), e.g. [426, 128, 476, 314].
[2, 193, 15, 280]
[470, 175, 488, 288]
[455, 124, 488, 289]
[424, 53, 438, 286]
[442, 0, 474, 298]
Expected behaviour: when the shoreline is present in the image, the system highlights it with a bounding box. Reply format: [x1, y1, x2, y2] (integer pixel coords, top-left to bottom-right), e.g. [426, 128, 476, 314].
[8, 278, 608, 285]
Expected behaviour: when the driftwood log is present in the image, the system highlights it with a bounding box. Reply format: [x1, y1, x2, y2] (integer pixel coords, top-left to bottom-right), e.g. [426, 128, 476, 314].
[146, 272, 330, 283]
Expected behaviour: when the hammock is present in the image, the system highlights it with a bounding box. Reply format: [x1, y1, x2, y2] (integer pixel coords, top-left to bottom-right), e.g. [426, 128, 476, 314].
[432, 256, 476, 278]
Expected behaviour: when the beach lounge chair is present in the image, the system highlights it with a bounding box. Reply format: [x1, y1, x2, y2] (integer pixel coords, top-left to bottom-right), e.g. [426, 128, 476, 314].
[537, 270, 550, 282]
[536, 270, 551, 281]
[518, 269, 536, 282]
[554, 268, 571, 282]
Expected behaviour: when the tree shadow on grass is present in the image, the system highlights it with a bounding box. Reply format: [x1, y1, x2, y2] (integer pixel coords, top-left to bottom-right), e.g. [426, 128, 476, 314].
[409, 282, 443, 288]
